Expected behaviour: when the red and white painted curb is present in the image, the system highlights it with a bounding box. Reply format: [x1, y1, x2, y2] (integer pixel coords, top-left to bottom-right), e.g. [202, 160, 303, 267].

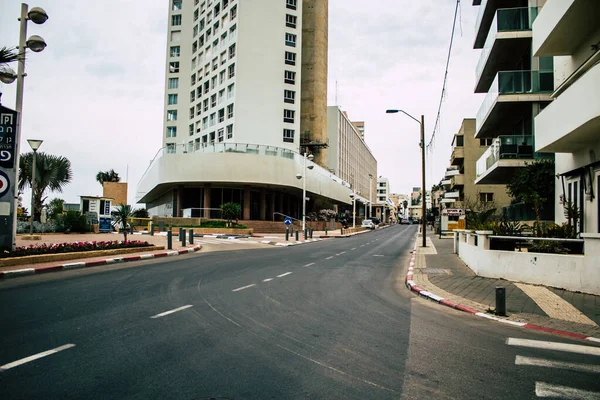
[0, 245, 202, 280]
[260, 238, 322, 247]
[406, 239, 600, 343]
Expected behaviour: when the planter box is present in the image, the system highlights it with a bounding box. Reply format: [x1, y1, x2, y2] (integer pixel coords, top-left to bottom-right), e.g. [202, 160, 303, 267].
[0, 246, 164, 268]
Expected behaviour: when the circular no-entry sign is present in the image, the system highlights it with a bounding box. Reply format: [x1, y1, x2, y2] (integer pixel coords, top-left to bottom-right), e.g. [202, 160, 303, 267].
[0, 170, 10, 199]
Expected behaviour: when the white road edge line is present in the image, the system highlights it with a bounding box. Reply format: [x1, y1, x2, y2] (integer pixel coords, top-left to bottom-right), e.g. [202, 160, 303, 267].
[535, 382, 600, 399]
[0, 344, 76, 372]
[150, 305, 194, 318]
[507, 337, 600, 357]
[231, 284, 256, 293]
[277, 272, 292, 278]
[263, 278, 273, 282]
[516, 355, 600, 374]
[304, 263, 315, 267]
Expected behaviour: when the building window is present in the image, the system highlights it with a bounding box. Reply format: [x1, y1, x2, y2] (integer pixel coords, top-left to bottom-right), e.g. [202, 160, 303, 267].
[209, 113, 216, 126]
[286, 14, 297, 28]
[228, 44, 236, 58]
[218, 108, 225, 122]
[228, 63, 235, 78]
[211, 75, 217, 89]
[191, 73, 196, 85]
[285, 33, 297, 47]
[169, 61, 180, 73]
[218, 89, 225, 104]
[227, 83, 235, 99]
[168, 77, 179, 89]
[172, 0, 182, 11]
[480, 138, 493, 146]
[166, 143, 176, 154]
[227, 104, 234, 119]
[189, 124, 194, 136]
[283, 129, 294, 143]
[480, 192, 494, 202]
[218, 128, 224, 142]
[219, 70, 226, 84]
[284, 89, 295, 104]
[286, 0, 297, 10]
[170, 46, 180, 57]
[196, 104, 202, 116]
[192, 41, 198, 53]
[230, 5, 237, 20]
[203, 98, 209, 111]
[193, 24, 199, 37]
[214, 3, 221, 17]
[226, 124, 233, 139]
[283, 109, 295, 123]
[212, 57, 218, 71]
[209, 94, 215, 107]
[189, 107, 194, 119]
[284, 70, 295, 84]
[285, 51, 296, 65]
[202, 116, 208, 129]
[230, 24, 237, 37]
[204, 81, 210, 93]
[167, 126, 177, 138]
[171, 14, 182, 26]
[220, 51, 227, 65]
[190, 90, 195, 102]
[167, 110, 178, 121]
[168, 94, 178, 105]
[170, 30, 181, 42]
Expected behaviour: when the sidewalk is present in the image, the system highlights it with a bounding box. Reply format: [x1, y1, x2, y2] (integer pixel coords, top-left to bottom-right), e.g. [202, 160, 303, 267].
[1, 233, 200, 277]
[409, 231, 600, 339]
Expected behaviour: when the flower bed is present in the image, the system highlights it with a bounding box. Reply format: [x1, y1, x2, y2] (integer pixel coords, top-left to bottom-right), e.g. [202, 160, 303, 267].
[2, 240, 152, 258]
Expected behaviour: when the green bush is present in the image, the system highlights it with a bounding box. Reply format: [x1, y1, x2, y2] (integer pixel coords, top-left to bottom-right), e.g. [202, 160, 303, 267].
[55, 211, 89, 233]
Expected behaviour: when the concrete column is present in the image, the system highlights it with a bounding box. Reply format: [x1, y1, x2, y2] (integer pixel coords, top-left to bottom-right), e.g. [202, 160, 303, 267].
[453, 231, 459, 254]
[270, 192, 276, 221]
[243, 186, 251, 220]
[278, 192, 284, 219]
[203, 184, 212, 218]
[286, 194, 291, 217]
[176, 187, 183, 217]
[259, 189, 266, 221]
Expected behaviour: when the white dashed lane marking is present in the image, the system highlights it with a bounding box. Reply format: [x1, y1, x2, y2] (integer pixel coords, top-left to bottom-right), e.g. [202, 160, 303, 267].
[231, 284, 256, 293]
[263, 278, 273, 282]
[326, 256, 334, 260]
[0, 344, 76, 372]
[150, 305, 194, 318]
[304, 263, 315, 267]
[277, 272, 292, 278]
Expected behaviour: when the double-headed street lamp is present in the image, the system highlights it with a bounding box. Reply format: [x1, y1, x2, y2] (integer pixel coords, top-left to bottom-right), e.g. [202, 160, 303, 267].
[349, 190, 360, 228]
[0, 3, 48, 250]
[386, 109, 427, 248]
[27, 139, 42, 233]
[296, 152, 314, 235]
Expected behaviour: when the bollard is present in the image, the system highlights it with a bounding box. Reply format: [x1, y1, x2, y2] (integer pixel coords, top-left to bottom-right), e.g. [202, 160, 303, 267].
[179, 228, 184, 242]
[496, 287, 506, 316]
[286, 228, 289, 241]
[295, 230, 299, 241]
[310, 228, 313, 239]
[150, 222, 154, 236]
[167, 229, 172, 250]
[341, 227, 344, 235]
[304, 229, 307, 239]
[325, 227, 328, 235]
[181, 228, 186, 246]
[159, 221, 165, 232]
[189, 229, 194, 245]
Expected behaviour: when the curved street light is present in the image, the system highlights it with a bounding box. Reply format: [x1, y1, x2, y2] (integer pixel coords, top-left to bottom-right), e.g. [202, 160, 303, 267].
[296, 153, 314, 235]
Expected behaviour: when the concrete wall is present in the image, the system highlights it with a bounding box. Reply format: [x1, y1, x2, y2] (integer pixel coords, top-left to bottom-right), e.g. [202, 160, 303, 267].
[103, 182, 128, 206]
[456, 230, 600, 295]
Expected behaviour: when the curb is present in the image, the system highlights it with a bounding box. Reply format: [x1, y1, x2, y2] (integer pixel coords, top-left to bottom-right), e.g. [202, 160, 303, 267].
[0, 245, 202, 280]
[260, 238, 322, 247]
[405, 238, 600, 344]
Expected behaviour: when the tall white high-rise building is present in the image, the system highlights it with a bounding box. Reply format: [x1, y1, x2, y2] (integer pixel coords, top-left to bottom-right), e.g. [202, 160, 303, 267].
[136, 0, 356, 222]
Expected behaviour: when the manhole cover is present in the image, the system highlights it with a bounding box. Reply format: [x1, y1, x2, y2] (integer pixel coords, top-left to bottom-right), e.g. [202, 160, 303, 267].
[422, 268, 447, 274]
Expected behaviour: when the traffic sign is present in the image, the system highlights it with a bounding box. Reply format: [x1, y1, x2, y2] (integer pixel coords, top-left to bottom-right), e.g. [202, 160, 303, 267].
[284, 217, 292, 226]
[0, 170, 10, 199]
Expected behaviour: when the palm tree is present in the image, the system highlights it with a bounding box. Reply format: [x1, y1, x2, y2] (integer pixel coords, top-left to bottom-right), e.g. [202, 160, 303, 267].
[221, 202, 241, 226]
[112, 204, 133, 241]
[0, 46, 23, 66]
[18, 152, 72, 222]
[96, 169, 121, 186]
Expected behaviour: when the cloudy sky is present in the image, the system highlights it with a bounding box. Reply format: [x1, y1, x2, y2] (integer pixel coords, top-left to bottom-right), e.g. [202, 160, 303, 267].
[0, 0, 483, 206]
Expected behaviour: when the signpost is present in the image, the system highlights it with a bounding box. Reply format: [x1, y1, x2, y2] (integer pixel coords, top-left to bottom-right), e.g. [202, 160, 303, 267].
[284, 217, 292, 226]
[0, 105, 18, 251]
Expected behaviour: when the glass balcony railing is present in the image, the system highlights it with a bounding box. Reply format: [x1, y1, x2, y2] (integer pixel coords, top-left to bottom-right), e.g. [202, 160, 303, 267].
[476, 7, 538, 81]
[474, 0, 488, 40]
[476, 70, 554, 131]
[476, 135, 554, 177]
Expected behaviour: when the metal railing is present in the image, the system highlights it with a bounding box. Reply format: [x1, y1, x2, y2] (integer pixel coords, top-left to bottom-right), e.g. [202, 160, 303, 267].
[476, 135, 554, 177]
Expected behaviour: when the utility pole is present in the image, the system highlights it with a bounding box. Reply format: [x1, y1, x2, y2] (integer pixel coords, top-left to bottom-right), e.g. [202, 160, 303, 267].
[421, 115, 427, 248]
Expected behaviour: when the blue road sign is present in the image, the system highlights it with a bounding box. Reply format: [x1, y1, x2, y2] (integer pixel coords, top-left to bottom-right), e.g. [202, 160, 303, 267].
[284, 217, 293, 226]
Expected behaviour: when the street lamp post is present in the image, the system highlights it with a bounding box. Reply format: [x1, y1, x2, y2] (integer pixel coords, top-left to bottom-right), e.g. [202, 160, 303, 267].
[386, 109, 427, 248]
[27, 139, 42, 233]
[349, 192, 356, 228]
[368, 174, 373, 219]
[296, 152, 314, 234]
[0, 3, 49, 250]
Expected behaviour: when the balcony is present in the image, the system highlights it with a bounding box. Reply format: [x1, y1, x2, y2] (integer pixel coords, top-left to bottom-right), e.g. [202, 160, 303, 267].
[475, 135, 553, 184]
[441, 179, 452, 188]
[451, 174, 465, 189]
[475, 7, 538, 93]
[474, 0, 530, 49]
[536, 62, 600, 153]
[450, 146, 464, 166]
[444, 191, 460, 199]
[533, 0, 600, 57]
[476, 70, 553, 138]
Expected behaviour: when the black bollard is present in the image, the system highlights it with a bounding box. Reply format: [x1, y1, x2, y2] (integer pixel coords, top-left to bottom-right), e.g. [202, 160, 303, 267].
[295, 230, 299, 241]
[150, 222, 154, 236]
[286, 228, 289, 241]
[189, 229, 194, 245]
[496, 287, 506, 316]
[167, 229, 172, 250]
[181, 228, 186, 246]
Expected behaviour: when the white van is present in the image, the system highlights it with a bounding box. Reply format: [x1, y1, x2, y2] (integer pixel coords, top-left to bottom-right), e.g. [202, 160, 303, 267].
[361, 220, 375, 230]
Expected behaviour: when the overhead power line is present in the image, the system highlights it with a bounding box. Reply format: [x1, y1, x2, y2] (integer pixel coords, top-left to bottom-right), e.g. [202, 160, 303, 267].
[426, 0, 461, 152]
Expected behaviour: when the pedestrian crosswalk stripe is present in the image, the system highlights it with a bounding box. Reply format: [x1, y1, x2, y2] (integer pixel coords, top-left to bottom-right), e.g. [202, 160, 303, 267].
[516, 355, 600, 374]
[535, 382, 600, 399]
[507, 338, 600, 357]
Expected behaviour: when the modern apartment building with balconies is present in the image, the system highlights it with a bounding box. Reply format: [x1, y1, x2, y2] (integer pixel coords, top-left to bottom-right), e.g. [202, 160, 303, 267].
[136, 0, 356, 221]
[442, 118, 512, 208]
[532, 0, 600, 233]
[472, 0, 554, 185]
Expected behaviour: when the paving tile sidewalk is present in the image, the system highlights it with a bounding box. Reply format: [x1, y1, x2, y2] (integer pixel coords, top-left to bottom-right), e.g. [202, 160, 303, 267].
[412, 232, 600, 338]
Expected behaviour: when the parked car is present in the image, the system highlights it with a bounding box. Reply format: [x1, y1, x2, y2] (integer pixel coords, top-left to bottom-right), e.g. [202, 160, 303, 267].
[400, 218, 409, 225]
[369, 217, 380, 225]
[361, 219, 375, 230]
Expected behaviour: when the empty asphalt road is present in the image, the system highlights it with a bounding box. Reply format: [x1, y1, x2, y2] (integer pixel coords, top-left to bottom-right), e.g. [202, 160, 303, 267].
[1, 225, 599, 399]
